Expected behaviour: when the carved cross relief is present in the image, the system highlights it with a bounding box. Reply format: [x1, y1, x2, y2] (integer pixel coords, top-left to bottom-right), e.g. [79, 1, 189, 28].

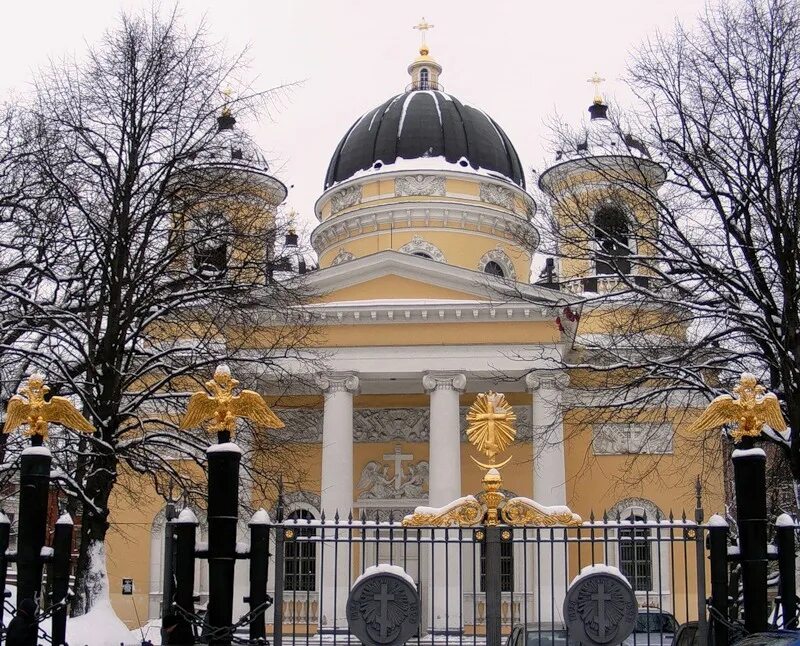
[358, 444, 429, 501]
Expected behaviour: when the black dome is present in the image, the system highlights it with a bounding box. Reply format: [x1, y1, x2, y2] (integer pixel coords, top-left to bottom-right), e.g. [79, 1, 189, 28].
[325, 90, 525, 189]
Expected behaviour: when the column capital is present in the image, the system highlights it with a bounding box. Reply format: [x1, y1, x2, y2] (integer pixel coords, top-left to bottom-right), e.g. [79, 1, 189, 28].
[525, 370, 569, 393]
[315, 371, 360, 395]
[422, 371, 467, 394]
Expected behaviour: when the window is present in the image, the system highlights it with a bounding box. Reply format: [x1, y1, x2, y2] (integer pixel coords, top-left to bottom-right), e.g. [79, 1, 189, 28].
[594, 207, 631, 275]
[193, 212, 230, 274]
[480, 539, 513, 592]
[412, 251, 432, 259]
[419, 68, 430, 90]
[484, 260, 506, 277]
[619, 515, 652, 591]
[284, 509, 317, 592]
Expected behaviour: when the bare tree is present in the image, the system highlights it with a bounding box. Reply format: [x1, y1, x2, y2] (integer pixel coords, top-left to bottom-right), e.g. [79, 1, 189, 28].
[521, 0, 800, 506]
[0, 9, 318, 613]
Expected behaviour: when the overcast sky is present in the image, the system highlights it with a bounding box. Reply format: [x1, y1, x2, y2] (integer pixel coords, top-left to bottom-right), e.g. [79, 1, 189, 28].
[1, 0, 707, 236]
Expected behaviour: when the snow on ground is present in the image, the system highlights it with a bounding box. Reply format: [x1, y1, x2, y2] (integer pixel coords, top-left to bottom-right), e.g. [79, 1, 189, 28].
[66, 598, 136, 646]
[64, 541, 141, 645]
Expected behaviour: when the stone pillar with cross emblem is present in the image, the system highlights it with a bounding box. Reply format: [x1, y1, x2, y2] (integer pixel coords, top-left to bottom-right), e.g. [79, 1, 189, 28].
[316, 371, 359, 633]
[526, 370, 570, 622]
[422, 371, 466, 634]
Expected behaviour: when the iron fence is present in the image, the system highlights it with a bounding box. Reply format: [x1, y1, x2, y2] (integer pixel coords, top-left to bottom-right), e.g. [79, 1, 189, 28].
[261, 513, 707, 645]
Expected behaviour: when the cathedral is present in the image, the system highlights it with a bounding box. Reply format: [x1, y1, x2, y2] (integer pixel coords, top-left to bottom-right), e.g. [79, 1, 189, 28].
[104, 27, 722, 633]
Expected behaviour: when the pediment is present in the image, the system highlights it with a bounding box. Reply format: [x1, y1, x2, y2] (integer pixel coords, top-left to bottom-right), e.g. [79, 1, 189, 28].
[304, 251, 566, 306]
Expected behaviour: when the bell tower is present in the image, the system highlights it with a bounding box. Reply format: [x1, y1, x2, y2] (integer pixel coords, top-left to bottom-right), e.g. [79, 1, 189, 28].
[538, 76, 665, 295]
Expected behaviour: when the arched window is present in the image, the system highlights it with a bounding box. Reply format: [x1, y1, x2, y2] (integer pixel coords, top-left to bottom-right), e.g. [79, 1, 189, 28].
[594, 207, 631, 275]
[419, 68, 430, 90]
[412, 251, 433, 260]
[484, 260, 506, 277]
[619, 514, 652, 591]
[284, 509, 317, 591]
[193, 212, 230, 274]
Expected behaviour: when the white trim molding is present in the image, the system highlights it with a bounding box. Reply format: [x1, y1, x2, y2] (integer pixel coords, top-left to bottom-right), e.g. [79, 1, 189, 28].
[398, 235, 446, 262]
[478, 247, 517, 280]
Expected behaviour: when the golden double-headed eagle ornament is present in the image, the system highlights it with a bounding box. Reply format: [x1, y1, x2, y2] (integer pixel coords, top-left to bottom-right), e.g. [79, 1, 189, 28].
[3, 373, 94, 441]
[466, 391, 517, 468]
[180, 365, 284, 439]
[688, 373, 787, 443]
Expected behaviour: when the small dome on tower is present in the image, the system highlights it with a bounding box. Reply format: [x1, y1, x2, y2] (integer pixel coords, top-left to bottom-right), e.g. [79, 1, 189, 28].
[193, 106, 271, 172]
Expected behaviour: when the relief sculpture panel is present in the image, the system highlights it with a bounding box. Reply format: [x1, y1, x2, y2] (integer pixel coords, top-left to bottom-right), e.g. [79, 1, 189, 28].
[275, 405, 531, 443]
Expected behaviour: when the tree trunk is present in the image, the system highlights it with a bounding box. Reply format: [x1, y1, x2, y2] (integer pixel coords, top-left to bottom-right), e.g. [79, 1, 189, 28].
[71, 452, 116, 616]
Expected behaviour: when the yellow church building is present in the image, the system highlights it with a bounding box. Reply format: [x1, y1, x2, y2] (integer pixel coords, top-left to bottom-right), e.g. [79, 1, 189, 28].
[104, 32, 721, 634]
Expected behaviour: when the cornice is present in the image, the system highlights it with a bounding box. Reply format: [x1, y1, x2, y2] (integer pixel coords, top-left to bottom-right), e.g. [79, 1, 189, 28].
[315, 167, 534, 220]
[311, 201, 539, 254]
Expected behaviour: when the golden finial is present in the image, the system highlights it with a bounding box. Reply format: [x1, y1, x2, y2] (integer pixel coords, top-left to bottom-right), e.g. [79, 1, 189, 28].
[466, 391, 517, 469]
[3, 373, 94, 444]
[687, 373, 787, 443]
[587, 72, 606, 105]
[180, 365, 284, 443]
[413, 17, 434, 55]
[220, 87, 234, 118]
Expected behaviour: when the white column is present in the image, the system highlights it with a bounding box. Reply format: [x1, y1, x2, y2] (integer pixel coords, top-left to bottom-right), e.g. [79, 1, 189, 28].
[316, 371, 359, 633]
[423, 371, 466, 507]
[422, 371, 466, 634]
[525, 371, 569, 622]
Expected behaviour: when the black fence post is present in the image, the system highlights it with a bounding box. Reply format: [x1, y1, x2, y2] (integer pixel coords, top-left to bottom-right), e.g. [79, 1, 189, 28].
[484, 526, 502, 646]
[272, 523, 286, 646]
[248, 511, 270, 641]
[207, 444, 242, 645]
[775, 514, 797, 629]
[733, 448, 768, 634]
[173, 510, 198, 645]
[708, 515, 730, 646]
[162, 501, 176, 619]
[50, 513, 73, 646]
[694, 479, 709, 646]
[16, 445, 52, 646]
[0, 513, 10, 633]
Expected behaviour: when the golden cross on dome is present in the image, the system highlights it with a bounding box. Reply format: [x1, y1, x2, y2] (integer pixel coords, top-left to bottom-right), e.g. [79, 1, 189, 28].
[413, 18, 434, 49]
[587, 72, 606, 105]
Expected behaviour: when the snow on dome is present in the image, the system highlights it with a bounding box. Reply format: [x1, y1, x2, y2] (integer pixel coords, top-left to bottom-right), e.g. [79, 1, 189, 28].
[190, 113, 271, 173]
[215, 364, 231, 378]
[556, 102, 652, 163]
[325, 89, 525, 189]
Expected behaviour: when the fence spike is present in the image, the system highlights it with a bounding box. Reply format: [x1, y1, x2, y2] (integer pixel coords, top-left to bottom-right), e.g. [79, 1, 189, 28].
[388, 510, 395, 524]
[334, 509, 340, 523]
[681, 509, 687, 522]
[602, 510, 608, 523]
[320, 509, 326, 522]
[642, 510, 648, 523]
[669, 509, 674, 522]
[656, 509, 662, 522]
[375, 510, 380, 523]
[360, 510, 367, 524]
[589, 510, 595, 522]
[348, 510, 353, 522]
